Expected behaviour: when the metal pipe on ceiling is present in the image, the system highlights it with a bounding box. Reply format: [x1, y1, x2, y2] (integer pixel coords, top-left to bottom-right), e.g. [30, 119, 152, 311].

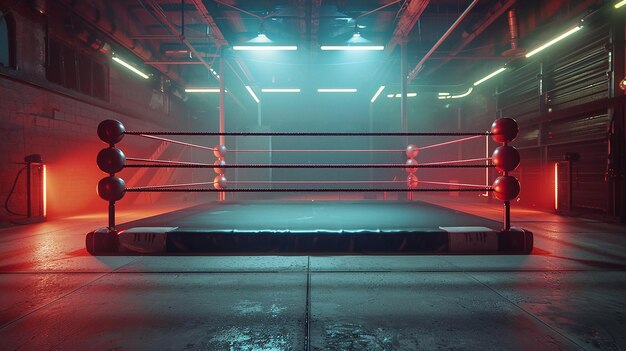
[407, 0, 480, 83]
[139, 0, 218, 78]
[420, 0, 518, 78]
[187, 0, 227, 46]
[356, 0, 403, 20]
[57, 0, 185, 84]
[508, 9, 519, 50]
[387, 0, 430, 54]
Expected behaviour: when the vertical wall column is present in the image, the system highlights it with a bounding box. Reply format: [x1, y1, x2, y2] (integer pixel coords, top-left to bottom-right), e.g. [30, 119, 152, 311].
[610, 15, 625, 220]
[219, 54, 226, 201]
[400, 39, 408, 135]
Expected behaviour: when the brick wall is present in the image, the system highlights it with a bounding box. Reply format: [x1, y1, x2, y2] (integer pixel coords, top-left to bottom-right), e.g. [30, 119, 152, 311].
[0, 4, 202, 222]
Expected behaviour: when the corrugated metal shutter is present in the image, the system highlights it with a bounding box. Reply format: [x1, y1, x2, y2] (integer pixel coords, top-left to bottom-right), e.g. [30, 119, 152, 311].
[544, 25, 610, 112]
[496, 23, 610, 214]
[497, 61, 541, 122]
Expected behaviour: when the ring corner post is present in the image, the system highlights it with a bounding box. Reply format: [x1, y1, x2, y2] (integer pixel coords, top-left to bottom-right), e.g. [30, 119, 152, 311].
[108, 200, 116, 231]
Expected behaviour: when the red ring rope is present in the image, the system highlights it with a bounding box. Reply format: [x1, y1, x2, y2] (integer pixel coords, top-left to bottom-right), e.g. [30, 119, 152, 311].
[125, 187, 492, 193]
[125, 131, 492, 137]
[132, 179, 490, 189]
[418, 135, 484, 150]
[230, 149, 403, 153]
[124, 163, 494, 169]
[230, 180, 406, 184]
[417, 157, 491, 166]
[126, 157, 214, 166]
[135, 134, 215, 151]
[418, 180, 491, 188]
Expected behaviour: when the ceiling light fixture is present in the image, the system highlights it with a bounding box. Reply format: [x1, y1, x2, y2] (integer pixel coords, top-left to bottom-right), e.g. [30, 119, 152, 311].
[320, 45, 384, 51]
[615, 0, 626, 8]
[525, 25, 583, 58]
[438, 87, 474, 99]
[261, 88, 301, 93]
[185, 88, 221, 93]
[473, 67, 506, 86]
[318, 88, 358, 93]
[112, 56, 149, 79]
[387, 93, 417, 98]
[233, 45, 298, 51]
[245, 86, 260, 103]
[370, 86, 385, 103]
[209, 68, 220, 80]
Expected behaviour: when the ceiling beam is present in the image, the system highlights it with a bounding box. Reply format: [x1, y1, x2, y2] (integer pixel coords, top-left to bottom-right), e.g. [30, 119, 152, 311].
[57, 0, 185, 84]
[387, 0, 430, 54]
[188, 0, 228, 47]
[140, 0, 219, 76]
[295, 0, 307, 45]
[407, 0, 479, 82]
[310, 0, 322, 53]
[420, 0, 518, 78]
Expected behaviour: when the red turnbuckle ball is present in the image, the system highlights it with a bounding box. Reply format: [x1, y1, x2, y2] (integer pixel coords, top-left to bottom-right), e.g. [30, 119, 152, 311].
[405, 158, 418, 173]
[213, 158, 226, 174]
[97, 176, 126, 202]
[406, 174, 419, 189]
[213, 145, 228, 158]
[405, 144, 419, 159]
[97, 119, 125, 144]
[491, 117, 518, 143]
[492, 145, 520, 172]
[492, 175, 520, 201]
[213, 175, 228, 190]
[97, 147, 126, 174]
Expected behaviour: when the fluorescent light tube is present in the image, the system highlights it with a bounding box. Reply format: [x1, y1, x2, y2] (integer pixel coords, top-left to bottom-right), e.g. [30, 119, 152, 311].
[320, 46, 384, 51]
[185, 88, 221, 93]
[245, 86, 260, 103]
[112, 56, 149, 79]
[388, 93, 417, 98]
[261, 88, 301, 93]
[615, 0, 626, 8]
[438, 87, 473, 99]
[370, 86, 385, 103]
[233, 45, 298, 51]
[525, 26, 583, 58]
[318, 88, 357, 93]
[473, 67, 506, 86]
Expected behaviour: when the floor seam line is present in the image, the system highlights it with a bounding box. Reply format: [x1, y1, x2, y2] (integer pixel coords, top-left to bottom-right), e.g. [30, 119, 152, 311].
[0, 258, 142, 331]
[304, 256, 311, 351]
[463, 271, 589, 351]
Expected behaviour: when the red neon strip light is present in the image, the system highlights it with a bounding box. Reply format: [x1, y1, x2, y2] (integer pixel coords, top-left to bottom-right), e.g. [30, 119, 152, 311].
[42, 165, 47, 218]
[554, 162, 558, 210]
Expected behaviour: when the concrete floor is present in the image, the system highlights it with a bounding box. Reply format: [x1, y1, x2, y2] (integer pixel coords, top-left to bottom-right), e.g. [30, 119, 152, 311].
[1, 196, 626, 350]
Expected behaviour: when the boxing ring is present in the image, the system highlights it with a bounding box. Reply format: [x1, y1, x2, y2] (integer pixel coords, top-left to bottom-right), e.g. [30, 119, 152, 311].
[88, 118, 532, 255]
